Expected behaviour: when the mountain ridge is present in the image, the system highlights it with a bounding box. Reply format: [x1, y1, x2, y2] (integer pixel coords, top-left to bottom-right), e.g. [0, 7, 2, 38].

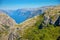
[0, 5, 60, 40]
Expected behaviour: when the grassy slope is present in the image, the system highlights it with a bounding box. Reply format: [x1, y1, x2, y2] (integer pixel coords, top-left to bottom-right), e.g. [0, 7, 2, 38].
[0, 5, 60, 40]
[22, 15, 60, 40]
[19, 6, 60, 40]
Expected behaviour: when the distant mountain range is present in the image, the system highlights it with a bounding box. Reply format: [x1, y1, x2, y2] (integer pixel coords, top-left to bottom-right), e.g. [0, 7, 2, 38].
[0, 9, 43, 24]
[0, 5, 59, 24]
[0, 5, 60, 40]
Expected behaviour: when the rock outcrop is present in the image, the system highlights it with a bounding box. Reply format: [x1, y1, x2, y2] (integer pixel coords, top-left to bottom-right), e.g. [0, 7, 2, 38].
[0, 5, 60, 40]
[0, 11, 16, 40]
[0, 11, 16, 27]
[39, 5, 60, 28]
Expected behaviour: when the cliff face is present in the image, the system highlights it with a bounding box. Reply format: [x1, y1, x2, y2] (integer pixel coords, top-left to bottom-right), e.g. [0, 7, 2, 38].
[0, 5, 60, 40]
[54, 16, 60, 26]
[21, 6, 60, 40]
[19, 5, 60, 30]
[0, 11, 16, 27]
[43, 6, 60, 26]
[0, 11, 16, 40]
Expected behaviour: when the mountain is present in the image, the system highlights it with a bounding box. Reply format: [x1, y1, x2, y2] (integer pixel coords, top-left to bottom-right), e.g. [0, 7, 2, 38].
[43, 5, 60, 26]
[0, 11, 16, 40]
[19, 5, 60, 40]
[0, 11, 16, 27]
[0, 9, 43, 24]
[15, 5, 60, 29]
[0, 8, 43, 40]
[0, 5, 59, 24]
[0, 5, 60, 40]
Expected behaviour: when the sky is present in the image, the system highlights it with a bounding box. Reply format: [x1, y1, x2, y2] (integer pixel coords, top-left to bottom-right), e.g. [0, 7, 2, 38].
[0, 0, 60, 10]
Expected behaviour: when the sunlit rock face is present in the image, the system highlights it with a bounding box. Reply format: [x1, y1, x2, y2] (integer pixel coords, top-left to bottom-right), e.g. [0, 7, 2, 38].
[0, 5, 60, 40]
[0, 11, 17, 40]
[38, 6, 60, 29]
[0, 11, 16, 27]
[45, 6, 60, 24]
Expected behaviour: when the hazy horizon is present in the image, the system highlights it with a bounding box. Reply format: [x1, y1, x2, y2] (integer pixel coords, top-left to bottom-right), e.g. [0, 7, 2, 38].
[0, 0, 60, 10]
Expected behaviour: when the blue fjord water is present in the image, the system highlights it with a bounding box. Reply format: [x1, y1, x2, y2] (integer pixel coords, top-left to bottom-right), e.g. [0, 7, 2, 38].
[2, 9, 42, 24]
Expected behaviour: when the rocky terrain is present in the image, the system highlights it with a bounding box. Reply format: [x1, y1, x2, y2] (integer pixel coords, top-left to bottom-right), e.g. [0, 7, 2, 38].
[17, 5, 60, 30]
[19, 5, 60, 40]
[0, 5, 60, 40]
[0, 11, 16, 40]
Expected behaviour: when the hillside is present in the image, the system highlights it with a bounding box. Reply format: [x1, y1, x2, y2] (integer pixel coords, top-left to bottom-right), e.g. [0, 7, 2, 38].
[0, 8, 43, 24]
[17, 5, 60, 40]
[0, 11, 16, 40]
[15, 5, 60, 31]
[0, 5, 60, 40]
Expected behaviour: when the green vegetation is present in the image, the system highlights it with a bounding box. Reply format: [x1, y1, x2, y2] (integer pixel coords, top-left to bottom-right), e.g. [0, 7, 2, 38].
[0, 5, 60, 40]
[22, 23, 60, 40]
[21, 14, 60, 40]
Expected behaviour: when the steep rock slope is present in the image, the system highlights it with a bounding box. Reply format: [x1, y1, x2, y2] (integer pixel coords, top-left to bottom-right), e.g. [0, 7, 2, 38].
[0, 11, 16, 27]
[43, 5, 60, 26]
[20, 5, 60, 40]
[0, 5, 60, 40]
[16, 5, 60, 30]
[0, 11, 16, 40]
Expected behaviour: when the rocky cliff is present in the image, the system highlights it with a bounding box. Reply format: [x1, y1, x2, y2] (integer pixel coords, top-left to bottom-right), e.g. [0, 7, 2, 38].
[0, 11, 16, 40]
[21, 5, 60, 40]
[43, 5, 60, 26]
[17, 5, 60, 30]
[0, 5, 60, 40]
